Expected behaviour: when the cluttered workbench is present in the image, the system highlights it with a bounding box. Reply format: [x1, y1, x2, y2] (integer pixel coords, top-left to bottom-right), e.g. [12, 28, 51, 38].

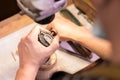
[0, 1, 101, 80]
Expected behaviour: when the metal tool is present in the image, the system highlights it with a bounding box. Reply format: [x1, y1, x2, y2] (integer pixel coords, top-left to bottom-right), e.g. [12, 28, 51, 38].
[38, 31, 56, 47]
[17, 0, 67, 24]
[17, 0, 66, 46]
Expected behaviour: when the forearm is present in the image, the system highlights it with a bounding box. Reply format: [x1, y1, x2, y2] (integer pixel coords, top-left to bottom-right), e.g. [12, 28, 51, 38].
[79, 36, 112, 60]
[15, 65, 39, 80]
[70, 27, 112, 60]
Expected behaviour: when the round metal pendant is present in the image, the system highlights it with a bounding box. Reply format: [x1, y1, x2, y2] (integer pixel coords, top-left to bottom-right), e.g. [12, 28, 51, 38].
[38, 32, 53, 47]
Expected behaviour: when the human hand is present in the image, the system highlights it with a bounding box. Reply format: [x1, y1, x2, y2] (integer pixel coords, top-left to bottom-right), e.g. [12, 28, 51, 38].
[47, 15, 79, 41]
[47, 15, 92, 41]
[16, 25, 59, 80]
[18, 25, 59, 70]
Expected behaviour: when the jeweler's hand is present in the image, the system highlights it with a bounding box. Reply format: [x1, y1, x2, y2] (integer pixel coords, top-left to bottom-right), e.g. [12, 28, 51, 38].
[16, 25, 59, 80]
[47, 15, 91, 41]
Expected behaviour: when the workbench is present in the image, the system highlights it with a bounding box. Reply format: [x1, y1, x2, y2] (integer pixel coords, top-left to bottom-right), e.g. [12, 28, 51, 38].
[0, 14, 33, 38]
[0, 5, 99, 80]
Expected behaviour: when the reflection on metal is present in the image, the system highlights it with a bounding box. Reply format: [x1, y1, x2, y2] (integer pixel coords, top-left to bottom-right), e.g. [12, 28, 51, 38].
[38, 31, 56, 47]
[38, 32, 53, 47]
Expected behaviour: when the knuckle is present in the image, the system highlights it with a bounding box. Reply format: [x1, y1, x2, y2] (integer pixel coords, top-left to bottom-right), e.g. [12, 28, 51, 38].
[20, 35, 33, 45]
[18, 42, 21, 48]
[25, 36, 33, 42]
[20, 37, 25, 42]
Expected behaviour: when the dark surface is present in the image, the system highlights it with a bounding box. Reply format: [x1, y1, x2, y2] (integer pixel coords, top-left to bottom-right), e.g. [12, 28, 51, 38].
[36, 15, 55, 24]
[50, 71, 72, 80]
[0, 0, 20, 21]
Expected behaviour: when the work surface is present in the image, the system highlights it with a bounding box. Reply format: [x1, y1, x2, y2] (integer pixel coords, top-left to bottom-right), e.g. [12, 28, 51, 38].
[0, 23, 35, 80]
[0, 22, 99, 80]
[0, 5, 99, 80]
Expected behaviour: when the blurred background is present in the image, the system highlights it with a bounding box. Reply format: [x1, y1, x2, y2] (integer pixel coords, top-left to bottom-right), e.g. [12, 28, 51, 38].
[0, 0, 95, 21]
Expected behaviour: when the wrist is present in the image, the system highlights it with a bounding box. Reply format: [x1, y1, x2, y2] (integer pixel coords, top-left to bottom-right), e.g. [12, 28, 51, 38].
[16, 65, 39, 80]
[19, 62, 40, 70]
[70, 27, 93, 43]
[19, 64, 39, 71]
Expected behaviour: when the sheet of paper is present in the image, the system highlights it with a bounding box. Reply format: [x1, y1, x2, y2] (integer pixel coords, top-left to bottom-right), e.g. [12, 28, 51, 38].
[0, 23, 37, 80]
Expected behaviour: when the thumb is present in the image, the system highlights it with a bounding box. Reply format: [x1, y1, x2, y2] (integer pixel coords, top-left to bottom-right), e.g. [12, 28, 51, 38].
[48, 35, 60, 54]
[28, 25, 41, 40]
[46, 23, 53, 31]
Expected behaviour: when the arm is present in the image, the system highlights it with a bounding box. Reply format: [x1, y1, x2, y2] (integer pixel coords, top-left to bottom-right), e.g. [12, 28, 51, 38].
[47, 15, 112, 60]
[72, 27, 112, 60]
[16, 65, 39, 80]
[15, 25, 59, 80]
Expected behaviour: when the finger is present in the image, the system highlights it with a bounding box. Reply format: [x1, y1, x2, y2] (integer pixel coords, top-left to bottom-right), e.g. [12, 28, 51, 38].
[48, 35, 59, 55]
[46, 23, 57, 36]
[28, 25, 50, 39]
[39, 26, 50, 33]
[46, 23, 53, 31]
[28, 25, 41, 39]
[17, 40, 24, 57]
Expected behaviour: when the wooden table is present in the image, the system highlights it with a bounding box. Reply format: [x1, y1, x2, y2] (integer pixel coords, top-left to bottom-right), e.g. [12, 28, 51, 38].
[0, 13, 99, 80]
[0, 14, 33, 38]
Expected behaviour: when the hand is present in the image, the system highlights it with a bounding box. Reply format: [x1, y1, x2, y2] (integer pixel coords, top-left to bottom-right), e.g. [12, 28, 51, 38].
[18, 25, 59, 71]
[47, 15, 91, 41]
[16, 25, 59, 80]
